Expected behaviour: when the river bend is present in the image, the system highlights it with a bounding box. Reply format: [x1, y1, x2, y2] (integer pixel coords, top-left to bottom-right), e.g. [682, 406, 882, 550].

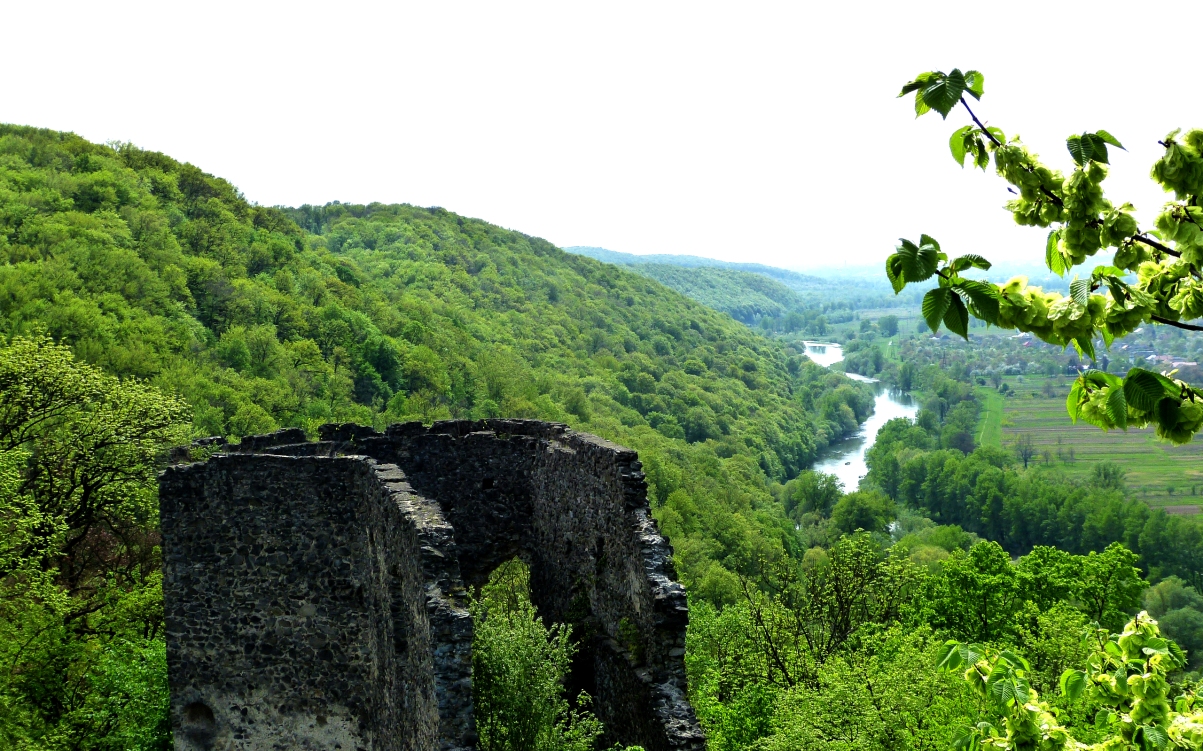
[803, 341, 918, 490]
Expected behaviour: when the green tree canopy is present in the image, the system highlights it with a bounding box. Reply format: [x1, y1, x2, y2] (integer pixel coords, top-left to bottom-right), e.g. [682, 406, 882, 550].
[878, 315, 899, 337]
[0, 336, 189, 750]
[782, 470, 843, 520]
[830, 490, 895, 535]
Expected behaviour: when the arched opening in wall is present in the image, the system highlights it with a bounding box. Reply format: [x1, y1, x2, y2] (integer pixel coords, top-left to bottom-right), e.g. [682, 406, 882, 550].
[180, 702, 216, 750]
[470, 558, 607, 751]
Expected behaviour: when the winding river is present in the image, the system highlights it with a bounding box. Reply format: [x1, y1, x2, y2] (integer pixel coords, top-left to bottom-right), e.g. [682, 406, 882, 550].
[802, 342, 918, 491]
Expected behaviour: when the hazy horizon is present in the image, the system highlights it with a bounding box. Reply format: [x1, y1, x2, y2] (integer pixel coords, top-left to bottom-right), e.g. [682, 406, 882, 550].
[561, 245, 1097, 281]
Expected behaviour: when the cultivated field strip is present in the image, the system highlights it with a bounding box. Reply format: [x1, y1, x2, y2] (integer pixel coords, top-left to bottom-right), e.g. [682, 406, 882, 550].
[992, 393, 1203, 515]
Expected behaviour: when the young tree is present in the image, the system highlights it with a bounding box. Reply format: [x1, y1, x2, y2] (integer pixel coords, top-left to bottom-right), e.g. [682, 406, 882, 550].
[1091, 461, 1127, 490]
[470, 559, 604, 751]
[736, 534, 922, 689]
[783, 471, 844, 520]
[1014, 434, 1036, 469]
[878, 314, 899, 337]
[923, 541, 1022, 643]
[887, 69, 1203, 443]
[831, 491, 896, 534]
[0, 336, 190, 749]
[1076, 543, 1146, 632]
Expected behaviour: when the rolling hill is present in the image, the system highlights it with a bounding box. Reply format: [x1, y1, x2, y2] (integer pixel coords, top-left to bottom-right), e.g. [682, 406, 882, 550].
[0, 123, 875, 599]
[565, 246, 912, 337]
[629, 263, 809, 326]
[564, 245, 828, 291]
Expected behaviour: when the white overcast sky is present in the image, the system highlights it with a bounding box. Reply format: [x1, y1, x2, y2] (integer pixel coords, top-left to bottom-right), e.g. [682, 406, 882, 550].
[3, 1, 1194, 270]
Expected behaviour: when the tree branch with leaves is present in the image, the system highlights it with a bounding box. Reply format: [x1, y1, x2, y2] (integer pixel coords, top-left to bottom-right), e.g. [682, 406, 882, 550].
[888, 68, 1203, 443]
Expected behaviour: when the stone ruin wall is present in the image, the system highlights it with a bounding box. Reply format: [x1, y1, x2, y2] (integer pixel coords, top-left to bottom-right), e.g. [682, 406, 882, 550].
[160, 419, 706, 751]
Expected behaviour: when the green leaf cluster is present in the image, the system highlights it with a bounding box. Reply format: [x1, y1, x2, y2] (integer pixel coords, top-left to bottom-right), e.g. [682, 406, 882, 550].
[886, 235, 995, 339]
[940, 613, 1203, 751]
[891, 68, 1203, 444]
[950, 124, 1003, 170]
[1067, 131, 1124, 167]
[899, 69, 984, 119]
[1068, 368, 1203, 444]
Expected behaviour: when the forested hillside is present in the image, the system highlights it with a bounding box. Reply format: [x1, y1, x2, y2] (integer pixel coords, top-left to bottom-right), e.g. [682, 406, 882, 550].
[564, 246, 828, 291]
[566, 246, 917, 338]
[586, 263, 814, 328]
[0, 124, 884, 746]
[0, 125, 873, 597]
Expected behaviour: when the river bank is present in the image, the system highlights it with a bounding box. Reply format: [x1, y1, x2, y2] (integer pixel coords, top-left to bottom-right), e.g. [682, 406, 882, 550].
[804, 342, 917, 490]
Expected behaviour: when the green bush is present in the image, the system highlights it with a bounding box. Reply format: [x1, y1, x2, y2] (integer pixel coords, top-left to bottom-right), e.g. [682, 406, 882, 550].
[471, 559, 603, 751]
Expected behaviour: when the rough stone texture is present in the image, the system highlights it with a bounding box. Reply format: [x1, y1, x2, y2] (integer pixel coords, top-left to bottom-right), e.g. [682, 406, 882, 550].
[161, 419, 705, 751]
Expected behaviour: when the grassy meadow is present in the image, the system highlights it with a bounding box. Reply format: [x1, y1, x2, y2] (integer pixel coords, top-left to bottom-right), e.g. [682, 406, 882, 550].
[976, 375, 1203, 515]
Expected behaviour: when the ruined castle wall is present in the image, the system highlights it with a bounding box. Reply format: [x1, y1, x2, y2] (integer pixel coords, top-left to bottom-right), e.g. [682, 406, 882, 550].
[526, 431, 698, 750]
[162, 421, 703, 751]
[367, 424, 541, 589]
[371, 462, 476, 750]
[160, 455, 467, 751]
[357, 421, 701, 750]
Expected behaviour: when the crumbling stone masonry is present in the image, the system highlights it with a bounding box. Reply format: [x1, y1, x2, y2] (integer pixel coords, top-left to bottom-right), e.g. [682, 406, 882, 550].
[160, 420, 706, 751]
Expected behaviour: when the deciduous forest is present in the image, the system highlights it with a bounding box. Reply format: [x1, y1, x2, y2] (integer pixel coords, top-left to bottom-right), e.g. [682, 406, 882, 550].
[6, 61, 1203, 751]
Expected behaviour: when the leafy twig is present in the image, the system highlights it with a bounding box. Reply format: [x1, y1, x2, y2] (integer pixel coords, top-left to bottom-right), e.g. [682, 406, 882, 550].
[960, 98, 1001, 147]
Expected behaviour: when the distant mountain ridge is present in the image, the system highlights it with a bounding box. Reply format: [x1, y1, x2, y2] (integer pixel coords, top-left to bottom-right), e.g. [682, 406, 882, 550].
[563, 246, 910, 334]
[630, 263, 809, 326]
[564, 246, 827, 292]
[565, 247, 1099, 294]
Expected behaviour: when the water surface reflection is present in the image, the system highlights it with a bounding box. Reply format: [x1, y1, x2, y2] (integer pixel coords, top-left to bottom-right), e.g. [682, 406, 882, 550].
[803, 342, 918, 490]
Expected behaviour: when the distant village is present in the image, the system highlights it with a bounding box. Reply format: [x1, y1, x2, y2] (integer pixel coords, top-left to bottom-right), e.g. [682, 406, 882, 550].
[820, 317, 1203, 394]
[1004, 329, 1198, 375]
